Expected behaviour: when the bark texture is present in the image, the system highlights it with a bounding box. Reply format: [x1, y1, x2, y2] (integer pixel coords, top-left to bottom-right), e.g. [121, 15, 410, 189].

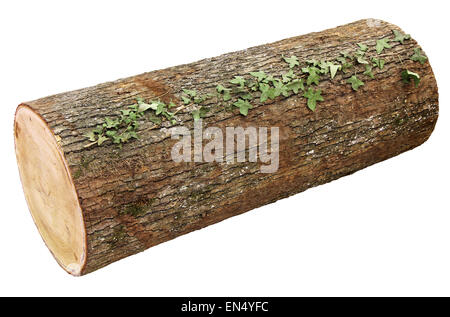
[15, 19, 438, 275]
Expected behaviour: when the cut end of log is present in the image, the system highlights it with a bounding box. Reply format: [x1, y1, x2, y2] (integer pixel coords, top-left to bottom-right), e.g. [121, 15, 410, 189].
[14, 105, 86, 276]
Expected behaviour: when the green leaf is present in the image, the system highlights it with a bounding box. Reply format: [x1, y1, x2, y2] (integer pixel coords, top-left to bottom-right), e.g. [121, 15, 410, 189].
[303, 88, 323, 111]
[216, 84, 232, 101]
[92, 125, 103, 134]
[392, 29, 411, 44]
[138, 101, 158, 112]
[182, 89, 197, 97]
[240, 93, 253, 100]
[84, 131, 97, 142]
[306, 59, 319, 66]
[233, 99, 252, 116]
[376, 38, 391, 54]
[97, 135, 108, 146]
[354, 50, 368, 64]
[249, 71, 268, 82]
[357, 43, 368, 52]
[401, 69, 420, 87]
[104, 117, 120, 129]
[193, 95, 207, 104]
[216, 84, 228, 93]
[318, 60, 330, 74]
[319, 61, 341, 78]
[372, 57, 385, 70]
[336, 56, 353, 73]
[259, 83, 270, 102]
[285, 79, 304, 94]
[273, 80, 289, 97]
[155, 102, 166, 115]
[410, 48, 428, 64]
[329, 63, 341, 79]
[283, 55, 300, 68]
[302, 66, 320, 86]
[121, 109, 131, 116]
[282, 69, 295, 83]
[340, 51, 354, 60]
[363, 65, 374, 79]
[181, 95, 191, 105]
[229, 76, 246, 87]
[347, 75, 364, 91]
[192, 106, 210, 121]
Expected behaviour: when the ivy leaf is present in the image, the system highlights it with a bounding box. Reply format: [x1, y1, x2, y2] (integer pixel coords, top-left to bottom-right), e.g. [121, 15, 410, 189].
[181, 95, 191, 105]
[121, 109, 131, 116]
[392, 29, 411, 44]
[128, 131, 138, 139]
[347, 75, 364, 91]
[233, 99, 252, 116]
[229, 76, 246, 88]
[192, 106, 210, 121]
[97, 135, 108, 146]
[372, 57, 385, 70]
[282, 69, 295, 83]
[302, 66, 320, 86]
[283, 55, 300, 68]
[303, 88, 323, 111]
[216, 84, 228, 93]
[355, 52, 369, 65]
[306, 59, 319, 66]
[363, 65, 374, 79]
[84, 131, 97, 142]
[105, 130, 117, 137]
[285, 79, 304, 94]
[376, 38, 391, 54]
[410, 48, 428, 64]
[104, 117, 120, 129]
[329, 63, 341, 79]
[138, 101, 157, 112]
[249, 71, 267, 82]
[336, 56, 353, 73]
[318, 60, 330, 74]
[155, 102, 166, 115]
[182, 89, 197, 97]
[340, 51, 354, 60]
[357, 43, 368, 52]
[273, 80, 289, 97]
[259, 83, 270, 102]
[216, 84, 232, 101]
[401, 69, 420, 87]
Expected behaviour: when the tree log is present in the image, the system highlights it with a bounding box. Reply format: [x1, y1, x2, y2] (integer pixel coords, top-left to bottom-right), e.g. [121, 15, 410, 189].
[14, 19, 438, 275]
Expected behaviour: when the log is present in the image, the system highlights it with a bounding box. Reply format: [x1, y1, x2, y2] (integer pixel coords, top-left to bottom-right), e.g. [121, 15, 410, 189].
[14, 19, 438, 276]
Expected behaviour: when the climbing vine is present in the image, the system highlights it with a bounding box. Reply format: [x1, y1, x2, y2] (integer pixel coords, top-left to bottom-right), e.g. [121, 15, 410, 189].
[85, 28, 428, 148]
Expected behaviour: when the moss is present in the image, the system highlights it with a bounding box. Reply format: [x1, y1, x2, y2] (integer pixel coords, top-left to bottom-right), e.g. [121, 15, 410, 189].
[107, 225, 127, 247]
[121, 204, 146, 217]
[120, 198, 157, 217]
[394, 116, 408, 126]
[73, 154, 94, 179]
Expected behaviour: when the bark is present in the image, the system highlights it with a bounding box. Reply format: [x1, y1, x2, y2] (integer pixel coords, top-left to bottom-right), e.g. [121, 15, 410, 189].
[14, 19, 438, 275]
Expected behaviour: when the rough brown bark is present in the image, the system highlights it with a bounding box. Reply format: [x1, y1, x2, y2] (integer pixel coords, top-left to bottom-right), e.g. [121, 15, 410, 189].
[14, 19, 438, 275]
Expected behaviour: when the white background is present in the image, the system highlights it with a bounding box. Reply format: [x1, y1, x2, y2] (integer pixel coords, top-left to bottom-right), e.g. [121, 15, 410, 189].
[0, 0, 448, 296]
